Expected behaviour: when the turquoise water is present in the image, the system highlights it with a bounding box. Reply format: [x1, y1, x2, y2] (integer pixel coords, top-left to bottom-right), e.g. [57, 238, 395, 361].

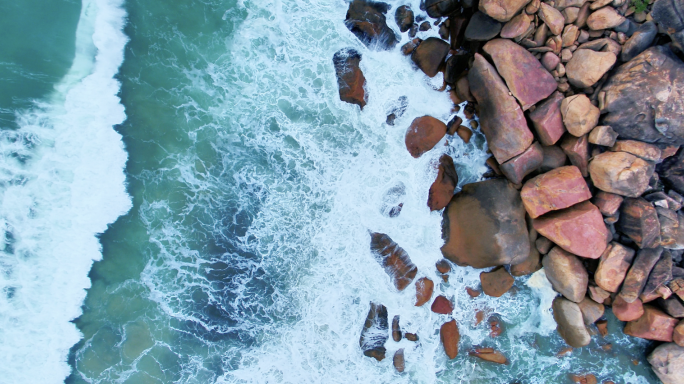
[0, 0, 663, 383]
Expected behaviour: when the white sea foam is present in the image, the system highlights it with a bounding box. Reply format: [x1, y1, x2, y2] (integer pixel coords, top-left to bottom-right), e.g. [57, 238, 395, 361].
[0, 0, 130, 382]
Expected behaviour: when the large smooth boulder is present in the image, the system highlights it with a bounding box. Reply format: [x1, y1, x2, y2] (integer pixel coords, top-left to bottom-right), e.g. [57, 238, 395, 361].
[553, 297, 592, 347]
[360, 302, 389, 360]
[333, 49, 366, 109]
[648, 343, 684, 384]
[480, 267, 515, 297]
[441, 319, 460, 359]
[412, 37, 450, 78]
[543, 247, 589, 302]
[566, 49, 616, 88]
[428, 154, 459, 211]
[617, 198, 661, 249]
[521, 165, 591, 219]
[405, 116, 447, 158]
[588, 151, 655, 197]
[619, 247, 664, 303]
[532, 201, 610, 259]
[483, 39, 557, 110]
[468, 53, 534, 164]
[500, 142, 544, 185]
[586, 7, 625, 30]
[601, 46, 684, 145]
[441, 179, 530, 268]
[529, 92, 566, 146]
[479, 0, 531, 21]
[345, 0, 398, 50]
[625, 305, 678, 341]
[370, 232, 418, 291]
[594, 242, 635, 292]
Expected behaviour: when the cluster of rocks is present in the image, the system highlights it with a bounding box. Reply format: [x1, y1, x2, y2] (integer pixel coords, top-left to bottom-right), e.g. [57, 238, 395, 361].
[337, 0, 684, 381]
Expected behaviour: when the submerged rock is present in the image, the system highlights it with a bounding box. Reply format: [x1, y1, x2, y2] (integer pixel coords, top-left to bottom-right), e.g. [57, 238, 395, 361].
[370, 232, 418, 291]
[333, 49, 366, 109]
[468, 348, 508, 364]
[359, 302, 389, 360]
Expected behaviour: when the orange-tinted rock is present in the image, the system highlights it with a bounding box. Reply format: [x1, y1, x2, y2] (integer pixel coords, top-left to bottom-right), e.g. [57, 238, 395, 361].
[441, 179, 530, 268]
[511, 242, 542, 276]
[370, 232, 417, 291]
[553, 297, 592, 347]
[436, 259, 451, 274]
[543, 247, 589, 302]
[479, 0, 532, 22]
[469, 348, 508, 364]
[483, 39, 557, 110]
[432, 295, 454, 314]
[415, 277, 434, 306]
[675, 321, 684, 346]
[540, 145, 568, 172]
[613, 295, 645, 322]
[596, 319, 609, 336]
[428, 154, 459, 211]
[480, 267, 515, 297]
[624, 305, 678, 342]
[500, 12, 531, 39]
[441, 319, 460, 359]
[411, 37, 450, 78]
[533, 201, 610, 259]
[588, 125, 619, 147]
[405, 116, 447, 158]
[617, 198, 661, 249]
[539, 2, 565, 35]
[561, 94, 600, 137]
[345, 0, 398, 50]
[333, 49, 366, 109]
[570, 374, 597, 384]
[595, 242, 635, 292]
[578, 297, 604, 324]
[611, 140, 662, 162]
[521, 166, 591, 219]
[566, 49, 616, 88]
[589, 151, 655, 198]
[593, 191, 623, 216]
[359, 302, 388, 361]
[587, 7, 626, 30]
[468, 53, 534, 164]
[393, 348, 405, 373]
[529, 92, 567, 146]
[489, 317, 503, 337]
[457, 125, 473, 143]
[620, 247, 664, 303]
[560, 134, 590, 177]
[467, 287, 481, 298]
[500, 142, 544, 184]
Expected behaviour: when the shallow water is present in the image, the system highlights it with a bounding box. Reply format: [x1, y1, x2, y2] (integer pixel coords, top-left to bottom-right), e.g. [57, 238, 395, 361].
[0, 0, 664, 383]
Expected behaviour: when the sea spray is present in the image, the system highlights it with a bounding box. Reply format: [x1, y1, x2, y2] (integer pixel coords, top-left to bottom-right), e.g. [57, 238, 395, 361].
[0, 0, 130, 382]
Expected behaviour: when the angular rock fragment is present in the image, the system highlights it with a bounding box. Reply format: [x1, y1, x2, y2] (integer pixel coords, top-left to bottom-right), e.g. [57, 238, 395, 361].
[529, 92, 566, 146]
[617, 198, 661, 249]
[593, 191, 623, 216]
[480, 267, 515, 297]
[588, 126, 618, 147]
[392, 315, 402, 342]
[621, 21, 657, 62]
[560, 134, 590, 177]
[441, 319, 460, 359]
[500, 142, 544, 185]
[553, 297, 591, 347]
[566, 49, 616, 88]
[360, 302, 389, 360]
[415, 277, 434, 307]
[333, 49, 366, 109]
[659, 208, 684, 249]
[370, 232, 418, 291]
[500, 12, 531, 38]
[611, 140, 661, 162]
[428, 154, 458, 211]
[561, 94, 600, 137]
[624, 305, 678, 342]
[405, 116, 447, 158]
[660, 150, 684, 196]
[578, 297, 604, 324]
[540, 145, 568, 172]
[595, 242, 635, 292]
[642, 251, 673, 299]
[543, 247, 589, 302]
[394, 5, 414, 32]
[588, 151, 655, 197]
[521, 166, 591, 219]
[619, 247, 664, 303]
[441, 179, 530, 268]
[345, 0, 398, 50]
[613, 295, 644, 322]
[589, 285, 611, 304]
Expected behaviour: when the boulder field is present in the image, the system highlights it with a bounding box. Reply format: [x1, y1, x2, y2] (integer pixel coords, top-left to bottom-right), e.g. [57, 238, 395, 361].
[336, 0, 684, 379]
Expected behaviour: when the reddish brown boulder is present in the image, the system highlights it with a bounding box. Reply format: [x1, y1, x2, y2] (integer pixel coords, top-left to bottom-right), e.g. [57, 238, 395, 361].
[613, 295, 645, 322]
[436, 259, 451, 274]
[589, 285, 611, 304]
[412, 37, 450, 78]
[479, 0, 532, 22]
[468, 348, 508, 364]
[539, 2, 565, 35]
[533, 201, 610, 259]
[441, 179, 530, 268]
[619, 247, 664, 303]
[540, 145, 568, 172]
[561, 94, 600, 137]
[432, 295, 454, 314]
[648, 343, 684, 384]
[566, 49, 616, 88]
[618, 198, 661, 249]
[593, 191, 623, 216]
[578, 297, 604, 324]
[536, 236, 553, 254]
[500, 12, 531, 39]
[595, 242, 635, 292]
[468, 53, 534, 164]
[500, 142, 544, 185]
[345, 0, 398, 50]
[560, 134, 590, 177]
[359, 302, 388, 361]
[588, 126, 619, 147]
[543, 247, 589, 302]
[333, 49, 366, 109]
[405, 116, 447, 158]
[624, 305, 678, 341]
[480, 267, 515, 297]
[553, 297, 592, 347]
[441, 319, 460, 359]
[511, 243, 542, 276]
[529, 92, 567, 146]
[483, 39, 557, 110]
[393, 348, 405, 373]
[370, 232, 418, 291]
[521, 165, 591, 219]
[428, 154, 459, 211]
[675, 322, 684, 346]
[611, 140, 662, 162]
[415, 277, 434, 307]
[394, 5, 414, 32]
[588, 151, 655, 198]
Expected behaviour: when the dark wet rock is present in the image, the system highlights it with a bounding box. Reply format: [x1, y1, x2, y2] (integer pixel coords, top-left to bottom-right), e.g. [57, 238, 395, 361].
[449, 11, 472, 50]
[345, 0, 398, 50]
[392, 315, 402, 342]
[536, 236, 553, 254]
[529, 92, 566, 146]
[642, 251, 673, 299]
[511, 241, 542, 276]
[441, 319, 460, 359]
[444, 54, 471, 85]
[561, 94, 600, 138]
[468, 53, 533, 163]
[601, 46, 684, 146]
[405, 116, 447, 158]
[386, 96, 408, 126]
[428, 154, 459, 211]
[380, 182, 405, 218]
[370, 232, 418, 291]
[480, 266, 514, 297]
[465, 12, 503, 41]
[441, 179, 530, 268]
[479, 0, 532, 22]
[393, 348, 405, 372]
[405, 332, 419, 341]
[395, 5, 414, 32]
[660, 150, 684, 196]
[412, 37, 450, 78]
[543, 247, 589, 302]
[360, 302, 389, 360]
[652, 0, 684, 32]
[648, 343, 684, 384]
[333, 49, 366, 109]
[622, 21, 657, 62]
[589, 151, 655, 197]
[619, 247, 664, 303]
[540, 145, 568, 172]
[425, 0, 460, 17]
[553, 296, 591, 347]
[419, 21, 431, 31]
[617, 198, 661, 249]
[415, 277, 434, 306]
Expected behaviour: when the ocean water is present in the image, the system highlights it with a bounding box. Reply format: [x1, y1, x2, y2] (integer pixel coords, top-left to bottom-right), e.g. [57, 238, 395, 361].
[0, 0, 664, 383]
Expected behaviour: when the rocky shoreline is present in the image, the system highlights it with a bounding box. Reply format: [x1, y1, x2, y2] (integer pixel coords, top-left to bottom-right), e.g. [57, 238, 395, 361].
[336, 0, 684, 382]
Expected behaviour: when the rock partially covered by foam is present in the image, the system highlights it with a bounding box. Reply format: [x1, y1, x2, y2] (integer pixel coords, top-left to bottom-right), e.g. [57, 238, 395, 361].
[333, 49, 366, 109]
[345, 0, 397, 50]
[370, 232, 417, 291]
[359, 302, 389, 360]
